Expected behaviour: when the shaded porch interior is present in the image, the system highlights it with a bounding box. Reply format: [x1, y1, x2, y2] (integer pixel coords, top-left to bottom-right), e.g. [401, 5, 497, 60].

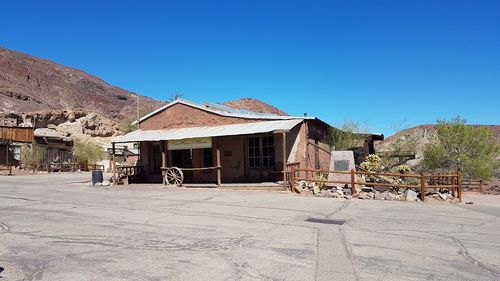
[112, 128, 300, 186]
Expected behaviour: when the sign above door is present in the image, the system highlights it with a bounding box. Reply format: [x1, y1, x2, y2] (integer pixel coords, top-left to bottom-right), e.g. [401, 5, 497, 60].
[167, 137, 212, 150]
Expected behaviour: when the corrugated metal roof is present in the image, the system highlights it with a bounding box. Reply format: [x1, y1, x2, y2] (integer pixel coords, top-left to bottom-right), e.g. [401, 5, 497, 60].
[133, 99, 315, 125]
[34, 128, 72, 141]
[113, 119, 303, 143]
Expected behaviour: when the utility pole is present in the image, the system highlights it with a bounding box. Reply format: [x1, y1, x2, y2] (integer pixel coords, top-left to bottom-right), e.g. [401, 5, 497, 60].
[136, 94, 140, 129]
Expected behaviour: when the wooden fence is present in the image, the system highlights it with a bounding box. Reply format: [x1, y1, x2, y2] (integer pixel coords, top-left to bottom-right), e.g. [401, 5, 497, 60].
[290, 167, 462, 202]
[0, 165, 12, 175]
[462, 180, 487, 193]
[20, 162, 104, 173]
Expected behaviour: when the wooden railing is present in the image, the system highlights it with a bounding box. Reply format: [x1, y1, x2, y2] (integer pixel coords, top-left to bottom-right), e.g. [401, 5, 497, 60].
[114, 165, 143, 185]
[462, 180, 487, 193]
[118, 165, 142, 177]
[19, 162, 104, 172]
[0, 165, 12, 176]
[47, 162, 79, 172]
[84, 164, 105, 171]
[161, 166, 222, 186]
[290, 168, 462, 202]
[285, 162, 301, 184]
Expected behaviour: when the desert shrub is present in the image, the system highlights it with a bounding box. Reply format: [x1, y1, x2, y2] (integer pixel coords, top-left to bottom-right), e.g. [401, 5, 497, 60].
[360, 154, 382, 172]
[313, 173, 328, 189]
[394, 164, 411, 174]
[391, 164, 419, 185]
[328, 120, 367, 151]
[21, 144, 44, 168]
[73, 140, 105, 165]
[422, 117, 499, 180]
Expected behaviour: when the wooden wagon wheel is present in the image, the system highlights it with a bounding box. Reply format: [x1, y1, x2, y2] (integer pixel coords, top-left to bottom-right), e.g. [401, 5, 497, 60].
[165, 167, 184, 186]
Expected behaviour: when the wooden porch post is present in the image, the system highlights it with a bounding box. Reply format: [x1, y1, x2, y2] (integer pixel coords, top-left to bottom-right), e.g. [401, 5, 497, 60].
[420, 172, 425, 202]
[216, 145, 221, 187]
[282, 132, 287, 184]
[5, 141, 9, 164]
[350, 169, 356, 195]
[112, 142, 117, 186]
[161, 140, 167, 187]
[458, 172, 462, 202]
[6, 142, 11, 176]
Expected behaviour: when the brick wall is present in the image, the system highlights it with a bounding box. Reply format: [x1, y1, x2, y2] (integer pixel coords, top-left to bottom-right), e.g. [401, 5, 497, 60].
[140, 103, 271, 130]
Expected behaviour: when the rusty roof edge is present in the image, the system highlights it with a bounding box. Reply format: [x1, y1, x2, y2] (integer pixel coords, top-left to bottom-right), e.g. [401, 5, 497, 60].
[113, 119, 304, 143]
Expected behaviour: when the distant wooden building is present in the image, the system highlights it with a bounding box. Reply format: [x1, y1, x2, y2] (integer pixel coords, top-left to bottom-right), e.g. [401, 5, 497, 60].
[33, 128, 74, 165]
[112, 99, 383, 185]
[0, 125, 34, 173]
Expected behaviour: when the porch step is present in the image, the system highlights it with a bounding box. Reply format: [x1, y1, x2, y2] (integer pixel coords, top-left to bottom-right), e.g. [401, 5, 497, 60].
[183, 182, 287, 191]
[219, 183, 287, 191]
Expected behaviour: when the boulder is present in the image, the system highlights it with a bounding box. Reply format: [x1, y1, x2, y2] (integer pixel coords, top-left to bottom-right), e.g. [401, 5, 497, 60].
[384, 192, 397, 200]
[293, 184, 303, 194]
[102, 180, 111, 187]
[374, 192, 384, 200]
[438, 193, 448, 201]
[361, 186, 374, 193]
[358, 191, 373, 200]
[404, 189, 418, 202]
[312, 184, 321, 195]
[300, 188, 313, 196]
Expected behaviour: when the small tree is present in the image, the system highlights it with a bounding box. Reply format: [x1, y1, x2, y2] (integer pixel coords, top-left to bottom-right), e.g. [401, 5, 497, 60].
[122, 121, 138, 134]
[422, 117, 500, 180]
[121, 110, 152, 134]
[21, 144, 44, 169]
[73, 140, 105, 166]
[329, 120, 367, 151]
[379, 123, 418, 169]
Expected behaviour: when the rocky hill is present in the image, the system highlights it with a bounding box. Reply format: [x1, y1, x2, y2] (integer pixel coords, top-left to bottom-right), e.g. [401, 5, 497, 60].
[376, 124, 500, 167]
[223, 98, 289, 116]
[0, 46, 164, 124]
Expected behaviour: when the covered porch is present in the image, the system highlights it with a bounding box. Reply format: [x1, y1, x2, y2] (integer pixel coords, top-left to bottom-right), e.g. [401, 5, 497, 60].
[110, 119, 302, 186]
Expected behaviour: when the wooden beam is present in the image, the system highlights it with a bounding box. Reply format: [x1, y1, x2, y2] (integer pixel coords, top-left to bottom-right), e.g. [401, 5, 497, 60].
[307, 141, 332, 155]
[282, 132, 287, 184]
[458, 173, 462, 202]
[5, 142, 8, 165]
[161, 140, 166, 187]
[6, 142, 11, 176]
[350, 169, 356, 195]
[112, 142, 117, 186]
[420, 172, 425, 202]
[216, 146, 221, 187]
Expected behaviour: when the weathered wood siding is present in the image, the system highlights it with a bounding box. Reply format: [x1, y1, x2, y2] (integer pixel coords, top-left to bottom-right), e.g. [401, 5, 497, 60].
[0, 126, 34, 142]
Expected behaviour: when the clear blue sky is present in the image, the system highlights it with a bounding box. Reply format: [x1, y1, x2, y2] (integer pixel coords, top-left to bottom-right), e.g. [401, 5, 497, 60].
[1, 0, 499, 135]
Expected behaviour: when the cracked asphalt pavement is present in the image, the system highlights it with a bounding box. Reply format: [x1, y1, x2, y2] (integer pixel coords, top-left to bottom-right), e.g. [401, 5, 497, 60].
[1, 174, 499, 280]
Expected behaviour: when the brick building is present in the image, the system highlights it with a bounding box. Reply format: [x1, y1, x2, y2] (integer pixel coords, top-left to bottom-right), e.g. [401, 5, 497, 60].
[112, 99, 380, 185]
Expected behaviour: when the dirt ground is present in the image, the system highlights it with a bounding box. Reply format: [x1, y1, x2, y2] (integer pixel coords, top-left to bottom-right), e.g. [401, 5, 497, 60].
[1, 173, 499, 281]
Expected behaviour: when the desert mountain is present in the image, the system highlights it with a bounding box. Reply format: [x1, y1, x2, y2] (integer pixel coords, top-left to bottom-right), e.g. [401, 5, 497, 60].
[0, 46, 164, 122]
[223, 98, 289, 116]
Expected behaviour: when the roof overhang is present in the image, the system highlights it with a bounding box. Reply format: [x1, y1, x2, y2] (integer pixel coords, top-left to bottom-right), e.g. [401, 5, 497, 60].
[113, 119, 303, 143]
